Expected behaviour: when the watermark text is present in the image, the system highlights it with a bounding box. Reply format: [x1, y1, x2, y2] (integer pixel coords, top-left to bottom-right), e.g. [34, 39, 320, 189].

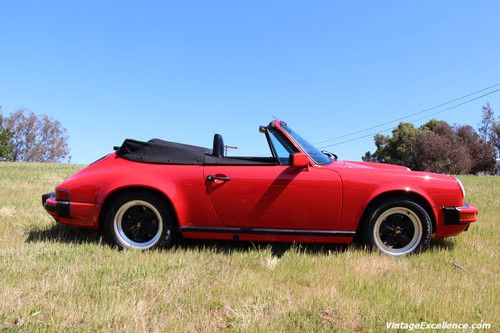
[386, 321, 491, 331]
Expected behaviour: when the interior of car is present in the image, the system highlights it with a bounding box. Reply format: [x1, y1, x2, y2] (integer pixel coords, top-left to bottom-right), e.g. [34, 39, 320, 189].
[206, 127, 296, 166]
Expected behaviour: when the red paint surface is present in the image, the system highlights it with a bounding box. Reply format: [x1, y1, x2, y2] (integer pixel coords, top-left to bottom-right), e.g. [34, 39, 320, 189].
[43, 120, 478, 243]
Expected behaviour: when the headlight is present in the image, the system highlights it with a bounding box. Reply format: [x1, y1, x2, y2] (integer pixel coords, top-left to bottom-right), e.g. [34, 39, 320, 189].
[455, 177, 465, 199]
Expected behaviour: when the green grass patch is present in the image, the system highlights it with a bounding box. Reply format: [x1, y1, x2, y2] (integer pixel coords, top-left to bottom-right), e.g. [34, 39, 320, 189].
[0, 163, 498, 331]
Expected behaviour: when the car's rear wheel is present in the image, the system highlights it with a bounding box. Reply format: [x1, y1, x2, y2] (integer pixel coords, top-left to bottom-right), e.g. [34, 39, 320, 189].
[367, 199, 431, 256]
[104, 192, 175, 250]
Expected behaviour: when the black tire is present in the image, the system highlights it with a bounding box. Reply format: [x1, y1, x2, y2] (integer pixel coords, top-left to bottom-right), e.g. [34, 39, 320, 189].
[103, 191, 175, 250]
[364, 198, 432, 256]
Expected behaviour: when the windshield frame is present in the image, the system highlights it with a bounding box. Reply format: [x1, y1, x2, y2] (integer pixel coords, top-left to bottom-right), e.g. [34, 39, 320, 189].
[275, 121, 332, 165]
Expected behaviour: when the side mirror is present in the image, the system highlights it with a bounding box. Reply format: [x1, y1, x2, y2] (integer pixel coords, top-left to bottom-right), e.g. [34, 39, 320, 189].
[290, 152, 309, 168]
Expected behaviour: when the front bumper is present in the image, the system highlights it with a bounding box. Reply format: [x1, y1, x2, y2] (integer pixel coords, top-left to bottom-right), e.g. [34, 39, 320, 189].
[442, 203, 479, 224]
[434, 202, 478, 238]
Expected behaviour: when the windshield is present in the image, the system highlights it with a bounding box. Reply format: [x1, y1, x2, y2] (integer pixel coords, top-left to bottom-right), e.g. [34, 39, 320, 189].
[280, 122, 332, 165]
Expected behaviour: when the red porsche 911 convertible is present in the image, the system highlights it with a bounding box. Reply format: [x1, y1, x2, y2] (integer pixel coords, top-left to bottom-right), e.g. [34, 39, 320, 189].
[42, 120, 478, 256]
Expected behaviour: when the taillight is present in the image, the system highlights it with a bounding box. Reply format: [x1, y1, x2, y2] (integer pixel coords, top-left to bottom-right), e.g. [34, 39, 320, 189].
[55, 189, 71, 201]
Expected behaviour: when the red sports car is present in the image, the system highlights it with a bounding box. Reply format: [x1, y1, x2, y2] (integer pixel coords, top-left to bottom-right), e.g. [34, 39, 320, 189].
[42, 120, 478, 256]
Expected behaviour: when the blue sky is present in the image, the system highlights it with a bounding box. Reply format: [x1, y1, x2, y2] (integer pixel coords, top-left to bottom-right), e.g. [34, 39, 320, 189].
[1, 1, 499, 163]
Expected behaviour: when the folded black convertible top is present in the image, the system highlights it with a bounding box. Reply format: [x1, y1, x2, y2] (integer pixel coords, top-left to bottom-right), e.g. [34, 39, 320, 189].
[116, 138, 279, 166]
[116, 138, 212, 164]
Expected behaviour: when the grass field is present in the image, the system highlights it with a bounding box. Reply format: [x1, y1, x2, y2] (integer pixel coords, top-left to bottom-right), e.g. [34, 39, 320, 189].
[0, 162, 498, 332]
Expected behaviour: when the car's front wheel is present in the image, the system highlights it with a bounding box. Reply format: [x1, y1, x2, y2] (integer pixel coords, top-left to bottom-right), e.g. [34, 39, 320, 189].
[367, 199, 432, 256]
[104, 192, 175, 250]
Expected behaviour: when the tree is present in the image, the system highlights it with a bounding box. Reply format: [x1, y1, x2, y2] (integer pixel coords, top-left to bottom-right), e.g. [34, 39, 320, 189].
[456, 125, 495, 174]
[361, 151, 375, 162]
[3, 108, 70, 162]
[478, 103, 495, 141]
[495, 120, 500, 157]
[414, 121, 472, 174]
[478, 102, 499, 157]
[362, 117, 496, 174]
[0, 110, 14, 160]
[365, 122, 419, 170]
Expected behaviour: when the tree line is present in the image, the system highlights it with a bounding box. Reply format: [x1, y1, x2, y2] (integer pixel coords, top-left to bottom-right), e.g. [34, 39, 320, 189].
[0, 108, 70, 162]
[362, 103, 499, 174]
[1, 104, 498, 173]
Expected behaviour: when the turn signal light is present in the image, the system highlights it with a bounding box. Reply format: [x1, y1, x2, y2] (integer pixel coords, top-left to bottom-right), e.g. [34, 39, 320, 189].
[459, 212, 478, 222]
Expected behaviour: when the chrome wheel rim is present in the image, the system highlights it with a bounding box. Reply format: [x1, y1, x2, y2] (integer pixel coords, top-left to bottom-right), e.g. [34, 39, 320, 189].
[113, 200, 164, 249]
[373, 207, 422, 256]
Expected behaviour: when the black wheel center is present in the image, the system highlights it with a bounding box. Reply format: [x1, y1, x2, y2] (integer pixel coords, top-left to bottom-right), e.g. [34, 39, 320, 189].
[121, 205, 159, 243]
[379, 213, 415, 249]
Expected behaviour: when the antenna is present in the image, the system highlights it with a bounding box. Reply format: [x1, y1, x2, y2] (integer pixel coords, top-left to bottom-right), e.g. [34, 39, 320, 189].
[254, 107, 280, 120]
[224, 145, 238, 156]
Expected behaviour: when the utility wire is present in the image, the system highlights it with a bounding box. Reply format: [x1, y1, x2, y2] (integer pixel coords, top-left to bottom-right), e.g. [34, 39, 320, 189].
[315, 43, 500, 118]
[353, 43, 500, 103]
[313, 83, 500, 145]
[318, 88, 500, 149]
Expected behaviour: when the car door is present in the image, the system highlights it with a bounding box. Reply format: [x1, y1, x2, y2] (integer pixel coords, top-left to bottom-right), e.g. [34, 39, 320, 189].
[203, 129, 342, 230]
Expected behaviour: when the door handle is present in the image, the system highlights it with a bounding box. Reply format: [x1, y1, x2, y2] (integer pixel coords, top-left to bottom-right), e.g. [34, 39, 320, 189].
[206, 175, 231, 182]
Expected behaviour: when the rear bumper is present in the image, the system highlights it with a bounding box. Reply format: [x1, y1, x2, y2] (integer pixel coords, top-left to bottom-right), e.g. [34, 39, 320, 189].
[42, 192, 99, 228]
[42, 192, 70, 217]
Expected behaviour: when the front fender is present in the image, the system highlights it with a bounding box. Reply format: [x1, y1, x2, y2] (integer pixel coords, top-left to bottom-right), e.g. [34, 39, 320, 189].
[337, 169, 462, 231]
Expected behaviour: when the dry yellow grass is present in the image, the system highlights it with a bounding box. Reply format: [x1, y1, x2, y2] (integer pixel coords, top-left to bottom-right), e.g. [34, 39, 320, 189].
[0, 162, 498, 332]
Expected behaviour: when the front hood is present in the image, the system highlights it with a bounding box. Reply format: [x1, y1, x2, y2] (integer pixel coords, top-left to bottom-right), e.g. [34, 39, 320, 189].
[329, 160, 456, 182]
[340, 161, 411, 171]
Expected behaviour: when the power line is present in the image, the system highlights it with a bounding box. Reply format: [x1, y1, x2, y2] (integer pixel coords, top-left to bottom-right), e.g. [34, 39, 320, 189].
[318, 88, 500, 149]
[319, 43, 500, 117]
[353, 43, 500, 103]
[313, 83, 500, 145]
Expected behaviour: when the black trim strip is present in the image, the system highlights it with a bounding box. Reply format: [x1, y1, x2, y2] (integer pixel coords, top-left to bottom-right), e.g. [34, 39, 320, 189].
[42, 192, 70, 218]
[180, 226, 355, 237]
[442, 207, 460, 225]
